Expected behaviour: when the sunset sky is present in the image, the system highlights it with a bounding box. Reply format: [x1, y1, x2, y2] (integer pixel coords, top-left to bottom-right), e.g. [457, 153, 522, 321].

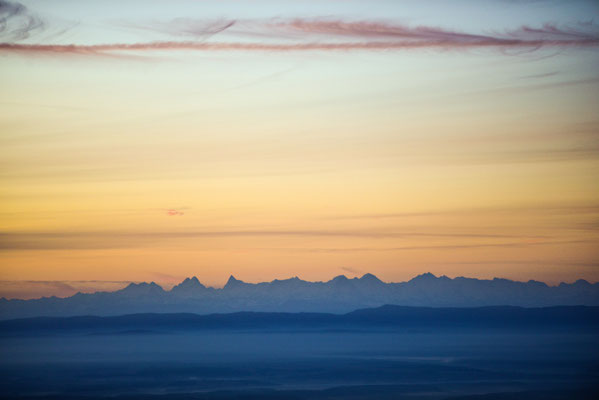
[1, 0, 599, 299]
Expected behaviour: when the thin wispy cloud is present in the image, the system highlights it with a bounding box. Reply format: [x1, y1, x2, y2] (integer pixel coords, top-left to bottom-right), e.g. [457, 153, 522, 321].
[268, 239, 592, 253]
[124, 18, 235, 39]
[0, 229, 550, 250]
[1, 7, 598, 56]
[324, 203, 599, 221]
[0, 279, 132, 299]
[2, 33, 597, 55]
[272, 19, 599, 44]
[340, 266, 364, 275]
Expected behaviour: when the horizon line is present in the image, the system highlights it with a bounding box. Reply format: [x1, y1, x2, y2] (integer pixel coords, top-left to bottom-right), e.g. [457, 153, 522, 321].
[2, 272, 596, 301]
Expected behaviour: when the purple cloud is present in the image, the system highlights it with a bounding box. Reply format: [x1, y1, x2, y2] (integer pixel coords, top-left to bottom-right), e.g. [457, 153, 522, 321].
[0, 17, 597, 56]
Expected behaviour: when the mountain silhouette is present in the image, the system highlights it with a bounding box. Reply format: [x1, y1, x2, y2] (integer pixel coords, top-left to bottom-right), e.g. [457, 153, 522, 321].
[2, 305, 597, 334]
[170, 277, 210, 298]
[1, 273, 598, 319]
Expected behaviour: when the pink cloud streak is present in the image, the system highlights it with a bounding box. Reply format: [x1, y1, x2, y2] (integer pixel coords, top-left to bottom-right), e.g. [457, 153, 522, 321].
[0, 18, 597, 56]
[166, 209, 184, 216]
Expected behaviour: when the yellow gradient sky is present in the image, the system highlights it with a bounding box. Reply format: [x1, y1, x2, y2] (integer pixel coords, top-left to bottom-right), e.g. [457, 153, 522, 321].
[1, 0, 599, 298]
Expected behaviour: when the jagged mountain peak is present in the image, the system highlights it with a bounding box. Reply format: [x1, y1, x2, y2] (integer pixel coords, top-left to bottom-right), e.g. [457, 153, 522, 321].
[410, 272, 438, 282]
[527, 279, 548, 287]
[119, 281, 164, 295]
[2, 273, 599, 319]
[171, 276, 206, 293]
[125, 281, 161, 288]
[330, 274, 349, 282]
[224, 275, 247, 289]
[360, 273, 383, 283]
[271, 276, 304, 284]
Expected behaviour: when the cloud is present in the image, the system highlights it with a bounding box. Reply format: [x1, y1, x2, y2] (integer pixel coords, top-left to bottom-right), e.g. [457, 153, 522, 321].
[269, 239, 591, 253]
[166, 209, 184, 216]
[0, 17, 597, 56]
[441, 260, 599, 268]
[149, 271, 184, 284]
[273, 19, 508, 42]
[0, 229, 551, 251]
[341, 266, 363, 275]
[0, 280, 131, 299]
[518, 71, 559, 79]
[125, 18, 236, 39]
[0, 0, 43, 40]
[325, 203, 599, 220]
[0, 0, 23, 23]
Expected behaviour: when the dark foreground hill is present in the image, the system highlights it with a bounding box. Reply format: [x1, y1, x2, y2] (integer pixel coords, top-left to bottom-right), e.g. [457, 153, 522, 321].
[1, 305, 597, 335]
[1, 273, 598, 319]
[1, 305, 598, 400]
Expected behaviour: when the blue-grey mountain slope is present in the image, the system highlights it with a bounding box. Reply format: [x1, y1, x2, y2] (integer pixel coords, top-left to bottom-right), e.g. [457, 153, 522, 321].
[1, 273, 598, 319]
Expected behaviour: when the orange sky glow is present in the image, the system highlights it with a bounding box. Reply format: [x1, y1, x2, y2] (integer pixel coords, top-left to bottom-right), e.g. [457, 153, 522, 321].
[1, 0, 599, 299]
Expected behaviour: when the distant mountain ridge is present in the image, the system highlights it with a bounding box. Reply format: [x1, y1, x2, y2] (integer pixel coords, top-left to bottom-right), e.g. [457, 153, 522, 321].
[2, 305, 598, 334]
[1, 273, 598, 319]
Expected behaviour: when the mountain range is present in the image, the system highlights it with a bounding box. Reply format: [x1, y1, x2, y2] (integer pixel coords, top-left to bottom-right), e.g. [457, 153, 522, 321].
[1, 273, 598, 319]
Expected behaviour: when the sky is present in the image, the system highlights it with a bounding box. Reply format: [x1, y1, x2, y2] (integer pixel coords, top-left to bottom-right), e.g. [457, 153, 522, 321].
[1, 0, 599, 299]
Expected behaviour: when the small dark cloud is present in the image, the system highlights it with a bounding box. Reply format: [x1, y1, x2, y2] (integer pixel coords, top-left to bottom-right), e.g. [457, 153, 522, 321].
[166, 209, 184, 216]
[519, 71, 559, 79]
[0, 0, 44, 40]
